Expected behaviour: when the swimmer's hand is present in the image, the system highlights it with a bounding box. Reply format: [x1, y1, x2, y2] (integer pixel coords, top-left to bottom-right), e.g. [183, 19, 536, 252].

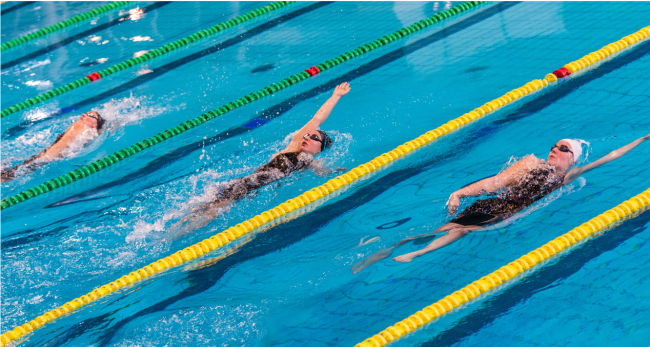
[447, 193, 460, 215]
[332, 82, 351, 98]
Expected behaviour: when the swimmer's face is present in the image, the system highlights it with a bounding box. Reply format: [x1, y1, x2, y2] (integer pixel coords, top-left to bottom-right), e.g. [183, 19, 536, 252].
[81, 111, 100, 129]
[301, 131, 323, 155]
[547, 140, 574, 170]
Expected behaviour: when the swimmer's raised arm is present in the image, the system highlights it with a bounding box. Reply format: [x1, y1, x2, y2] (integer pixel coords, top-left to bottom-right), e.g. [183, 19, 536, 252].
[283, 82, 350, 153]
[563, 133, 650, 185]
[447, 155, 541, 214]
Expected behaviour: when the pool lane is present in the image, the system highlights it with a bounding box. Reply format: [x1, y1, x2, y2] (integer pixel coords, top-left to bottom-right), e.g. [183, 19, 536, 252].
[0, 2, 172, 70]
[0, 1, 35, 16]
[3, 2, 650, 346]
[44, 1, 521, 209]
[2, 1, 334, 139]
[420, 210, 650, 347]
[27, 44, 650, 343]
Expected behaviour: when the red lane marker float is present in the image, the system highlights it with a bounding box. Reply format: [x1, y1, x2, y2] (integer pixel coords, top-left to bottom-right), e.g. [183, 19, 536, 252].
[86, 72, 102, 82]
[305, 66, 321, 76]
[553, 67, 571, 78]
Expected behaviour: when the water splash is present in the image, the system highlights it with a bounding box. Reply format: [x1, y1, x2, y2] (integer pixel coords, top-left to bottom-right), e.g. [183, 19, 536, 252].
[24, 80, 53, 90]
[91, 93, 184, 140]
[126, 130, 353, 241]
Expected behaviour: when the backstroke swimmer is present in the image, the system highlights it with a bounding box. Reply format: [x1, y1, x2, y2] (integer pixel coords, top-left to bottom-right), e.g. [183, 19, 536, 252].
[170, 82, 351, 234]
[1, 111, 106, 182]
[352, 134, 650, 273]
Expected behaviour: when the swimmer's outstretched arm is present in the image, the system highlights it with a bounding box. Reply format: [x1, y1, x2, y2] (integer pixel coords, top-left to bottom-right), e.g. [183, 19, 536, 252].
[282, 82, 351, 153]
[563, 133, 650, 185]
[447, 155, 540, 214]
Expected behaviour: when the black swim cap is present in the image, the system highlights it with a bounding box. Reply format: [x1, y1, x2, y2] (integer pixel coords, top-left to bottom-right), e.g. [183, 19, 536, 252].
[94, 112, 106, 130]
[317, 130, 332, 152]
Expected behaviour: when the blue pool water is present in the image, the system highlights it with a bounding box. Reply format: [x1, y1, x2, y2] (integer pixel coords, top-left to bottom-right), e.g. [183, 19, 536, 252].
[2, 1, 650, 346]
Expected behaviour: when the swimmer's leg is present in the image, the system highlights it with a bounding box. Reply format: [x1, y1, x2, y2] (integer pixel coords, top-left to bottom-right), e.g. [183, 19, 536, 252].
[352, 223, 463, 274]
[352, 248, 394, 274]
[390, 222, 463, 248]
[393, 224, 484, 263]
[168, 199, 232, 238]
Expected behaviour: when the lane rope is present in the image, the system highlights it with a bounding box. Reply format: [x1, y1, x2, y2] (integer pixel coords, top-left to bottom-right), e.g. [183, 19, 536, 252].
[3, 11, 647, 347]
[0, 1, 486, 211]
[351, 26, 650, 347]
[1, 1, 132, 52]
[354, 189, 650, 347]
[5, 11, 647, 347]
[0, 1, 295, 118]
[0, 2, 488, 345]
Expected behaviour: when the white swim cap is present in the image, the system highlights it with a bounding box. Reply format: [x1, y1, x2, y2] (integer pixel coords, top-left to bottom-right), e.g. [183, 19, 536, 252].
[561, 139, 585, 164]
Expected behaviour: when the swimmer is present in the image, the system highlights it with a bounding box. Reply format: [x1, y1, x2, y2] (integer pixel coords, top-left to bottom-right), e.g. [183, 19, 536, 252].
[1, 111, 105, 182]
[352, 133, 649, 273]
[170, 82, 351, 234]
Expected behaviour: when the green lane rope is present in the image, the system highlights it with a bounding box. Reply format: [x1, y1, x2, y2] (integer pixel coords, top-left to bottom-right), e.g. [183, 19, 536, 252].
[0, 1, 485, 211]
[0, 1, 296, 119]
[1, 1, 133, 52]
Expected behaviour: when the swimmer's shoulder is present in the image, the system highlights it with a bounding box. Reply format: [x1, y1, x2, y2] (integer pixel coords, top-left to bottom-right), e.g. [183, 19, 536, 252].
[42, 123, 84, 159]
[502, 155, 544, 178]
[519, 154, 545, 167]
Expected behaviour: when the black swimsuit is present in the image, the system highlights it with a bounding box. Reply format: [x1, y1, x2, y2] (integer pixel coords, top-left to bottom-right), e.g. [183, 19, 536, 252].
[451, 165, 564, 226]
[215, 152, 311, 202]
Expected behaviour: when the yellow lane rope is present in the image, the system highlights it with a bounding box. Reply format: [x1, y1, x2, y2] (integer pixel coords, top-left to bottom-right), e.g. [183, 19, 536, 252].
[2, 24, 649, 347]
[352, 26, 650, 347]
[354, 189, 650, 347]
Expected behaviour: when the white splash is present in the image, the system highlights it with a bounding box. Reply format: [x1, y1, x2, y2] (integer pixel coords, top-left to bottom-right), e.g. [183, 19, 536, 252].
[126, 219, 166, 242]
[130, 36, 153, 42]
[119, 7, 144, 21]
[105, 251, 136, 268]
[123, 126, 352, 241]
[24, 80, 53, 90]
[91, 93, 183, 139]
[58, 127, 100, 159]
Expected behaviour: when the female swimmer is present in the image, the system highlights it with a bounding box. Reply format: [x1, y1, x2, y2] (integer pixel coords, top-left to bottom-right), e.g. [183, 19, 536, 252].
[353, 133, 650, 273]
[172, 82, 351, 232]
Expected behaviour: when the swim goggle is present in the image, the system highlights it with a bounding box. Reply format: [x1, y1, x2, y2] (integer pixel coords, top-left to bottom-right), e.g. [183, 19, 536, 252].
[551, 144, 573, 154]
[303, 132, 324, 146]
[84, 111, 100, 120]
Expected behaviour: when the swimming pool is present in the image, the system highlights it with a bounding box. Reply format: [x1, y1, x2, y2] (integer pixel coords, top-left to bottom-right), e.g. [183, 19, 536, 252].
[2, 1, 650, 346]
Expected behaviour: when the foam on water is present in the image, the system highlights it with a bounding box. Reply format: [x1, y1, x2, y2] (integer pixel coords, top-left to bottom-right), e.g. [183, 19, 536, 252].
[91, 93, 185, 141]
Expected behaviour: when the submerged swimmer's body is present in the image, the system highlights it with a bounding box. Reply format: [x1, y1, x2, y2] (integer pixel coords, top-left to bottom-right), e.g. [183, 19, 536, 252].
[353, 134, 649, 273]
[1, 111, 106, 182]
[172, 82, 352, 233]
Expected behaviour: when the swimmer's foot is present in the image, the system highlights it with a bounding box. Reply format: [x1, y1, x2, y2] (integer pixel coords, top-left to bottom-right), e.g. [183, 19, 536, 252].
[393, 251, 422, 263]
